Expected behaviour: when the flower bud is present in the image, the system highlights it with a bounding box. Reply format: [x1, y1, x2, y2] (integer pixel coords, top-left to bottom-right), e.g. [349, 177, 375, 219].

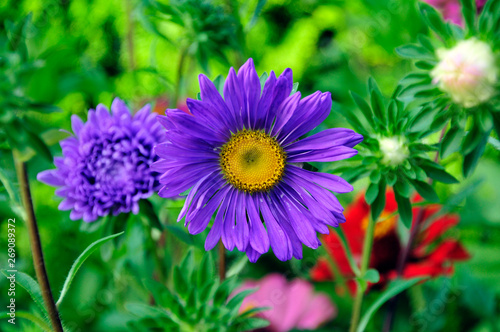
[379, 136, 408, 166]
[431, 38, 497, 108]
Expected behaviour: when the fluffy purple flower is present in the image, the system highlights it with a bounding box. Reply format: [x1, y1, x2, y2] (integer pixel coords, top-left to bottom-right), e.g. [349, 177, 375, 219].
[38, 98, 165, 222]
[233, 274, 337, 332]
[153, 59, 362, 262]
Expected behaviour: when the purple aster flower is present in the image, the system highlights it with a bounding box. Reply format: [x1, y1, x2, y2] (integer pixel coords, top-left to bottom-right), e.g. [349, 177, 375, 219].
[37, 98, 165, 222]
[153, 59, 362, 262]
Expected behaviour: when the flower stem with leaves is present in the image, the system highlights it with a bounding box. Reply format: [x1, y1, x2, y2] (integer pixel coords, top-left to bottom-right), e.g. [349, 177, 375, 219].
[349, 215, 377, 332]
[13, 150, 64, 332]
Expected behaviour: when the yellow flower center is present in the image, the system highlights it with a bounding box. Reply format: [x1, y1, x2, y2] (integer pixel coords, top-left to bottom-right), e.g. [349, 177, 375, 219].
[220, 130, 286, 193]
[362, 211, 398, 239]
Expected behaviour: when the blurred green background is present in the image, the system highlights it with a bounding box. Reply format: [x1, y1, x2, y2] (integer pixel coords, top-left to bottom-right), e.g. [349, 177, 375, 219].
[0, 0, 499, 331]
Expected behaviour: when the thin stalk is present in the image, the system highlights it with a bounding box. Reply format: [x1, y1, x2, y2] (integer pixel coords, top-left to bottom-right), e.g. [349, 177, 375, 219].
[382, 124, 448, 331]
[218, 240, 226, 281]
[172, 47, 189, 108]
[320, 246, 349, 296]
[349, 215, 377, 332]
[125, 0, 136, 71]
[13, 151, 64, 332]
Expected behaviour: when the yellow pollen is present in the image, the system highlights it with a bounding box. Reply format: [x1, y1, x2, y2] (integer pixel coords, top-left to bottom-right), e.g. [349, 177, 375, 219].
[362, 211, 397, 239]
[220, 130, 286, 193]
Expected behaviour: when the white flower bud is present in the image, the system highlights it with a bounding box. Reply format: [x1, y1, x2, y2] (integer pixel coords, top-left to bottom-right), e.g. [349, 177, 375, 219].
[431, 38, 497, 108]
[379, 136, 408, 166]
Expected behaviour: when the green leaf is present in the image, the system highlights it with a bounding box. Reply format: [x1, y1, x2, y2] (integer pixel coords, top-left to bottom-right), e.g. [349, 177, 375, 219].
[291, 82, 299, 95]
[419, 160, 459, 184]
[1, 270, 47, 316]
[227, 288, 256, 315]
[57, 232, 124, 306]
[440, 125, 465, 158]
[198, 252, 214, 288]
[139, 199, 162, 230]
[368, 78, 386, 127]
[364, 269, 380, 283]
[0, 311, 51, 331]
[173, 266, 189, 299]
[125, 303, 171, 320]
[371, 180, 387, 220]
[179, 249, 195, 284]
[143, 278, 173, 308]
[396, 44, 434, 60]
[234, 317, 270, 331]
[365, 182, 379, 205]
[226, 255, 249, 278]
[463, 130, 490, 177]
[214, 276, 237, 307]
[356, 278, 426, 332]
[418, 3, 451, 42]
[350, 91, 375, 128]
[410, 180, 439, 202]
[394, 190, 413, 228]
[165, 224, 195, 245]
[394, 177, 412, 198]
[463, 125, 482, 155]
[460, 0, 477, 35]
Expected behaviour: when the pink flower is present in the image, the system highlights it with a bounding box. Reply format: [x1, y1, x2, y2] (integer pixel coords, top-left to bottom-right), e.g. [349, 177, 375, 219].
[234, 274, 336, 332]
[423, 0, 487, 26]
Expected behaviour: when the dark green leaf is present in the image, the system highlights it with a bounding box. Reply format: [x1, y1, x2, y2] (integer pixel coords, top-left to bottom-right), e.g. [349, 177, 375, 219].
[410, 180, 439, 202]
[365, 182, 379, 205]
[440, 125, 465, 158]
[463, 130, 490, 177]
[139, 199, 162, 230]
[350, 91, 374, 128]
[394, 190, 413, 228]
[165, 224, 194, 245]
[371, 180, 387, 220]
[364, 269, 380, 283]
[198, 252, 214, 288]
[419, 160, 459, 184]
[418, 3, 451, 42]
[460, 0, 477, 35]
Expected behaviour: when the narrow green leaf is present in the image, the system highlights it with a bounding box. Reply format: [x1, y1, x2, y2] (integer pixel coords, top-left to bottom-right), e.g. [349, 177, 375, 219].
[371, 180, 387, 220]
[463, 125, 482, 155]
[198, 252, 214, 288]
[165, 224, 194, 245]
[226, 255, 249, 278]
[365, 182, 379, 205]
[418, 3, 451, 42]
[419, 160, 459, 184]
[396, 44, 434, 60]
[350, 91, 375, 128]
[356, 278, 426, 332]
[440, 125, 465, 158]
[368, 78, 386, 127]
[125, 303, 172, 320]
[394, 177, 412, 198]
[227, 288, 257, 314]
[234, 317, 270, 331]
[463, 130, 490, 177]
[460, 0, 477, 35]
[173, 266, 189, 299]
[143, 278, 173, 308]
[214, 276, 237, 307]
[0, 311, 51, 331]
[394, 190, 413, 228]
[410, 180, 439, 202]
[57, 232, 124, 306]
[1, 270, 47, 316]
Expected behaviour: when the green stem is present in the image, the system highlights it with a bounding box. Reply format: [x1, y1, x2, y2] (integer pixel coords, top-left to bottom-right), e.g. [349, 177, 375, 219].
[349, 215, 377, 332]
[13, 151, 64, 332]
[218, 240, 226, 281]
[320, 246, 349, 295]
[172, 46, 189, 107]
[125, 0, 136, 71]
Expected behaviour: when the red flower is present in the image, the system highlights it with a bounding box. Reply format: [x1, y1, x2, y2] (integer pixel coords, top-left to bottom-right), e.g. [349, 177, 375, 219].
[311, 190, 469, 293]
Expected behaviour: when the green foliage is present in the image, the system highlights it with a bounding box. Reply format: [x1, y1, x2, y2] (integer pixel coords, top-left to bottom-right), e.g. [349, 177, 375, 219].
[0, 15, 58, 161]
[127, 251, 269, 332]
[396, 0, 500, 176]
[338, 78, 454, 225]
